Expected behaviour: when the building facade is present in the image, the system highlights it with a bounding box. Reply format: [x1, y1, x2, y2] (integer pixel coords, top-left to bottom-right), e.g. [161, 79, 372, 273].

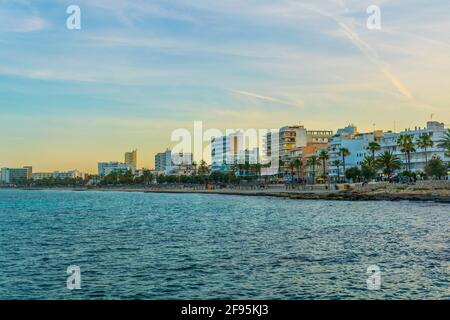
[155, 149, 194, 175]
[98, 162, 135, 175]
[32, 170, 84, 180]
[155, 149, 172, 172]
[301, 144, 329, 183]
[211, 131, 259, 173]
[31, 172, 53, 180]
[124, 149, 137, 169]
[0, 167, 31, 183]
[327, 126, 382, 181]
[264, 125, 332, 177]
[379, 121, 449, 173]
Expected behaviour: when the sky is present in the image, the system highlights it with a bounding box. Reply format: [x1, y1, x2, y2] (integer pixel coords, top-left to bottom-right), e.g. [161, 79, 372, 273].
[0, 0, 449, 172]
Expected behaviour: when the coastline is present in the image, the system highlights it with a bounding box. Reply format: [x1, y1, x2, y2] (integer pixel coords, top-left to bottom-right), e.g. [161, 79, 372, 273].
[10, 186, 450, 203]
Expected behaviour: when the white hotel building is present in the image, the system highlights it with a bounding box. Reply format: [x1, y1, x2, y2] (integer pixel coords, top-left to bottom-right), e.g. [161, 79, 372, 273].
[379, 121, 449, 173]
[0, 167, 31, 184]
[328, 126, 383, 181]
[98, 162, 135, 176]
[32, 170, 84, 180]
[327, 121, 449, 180]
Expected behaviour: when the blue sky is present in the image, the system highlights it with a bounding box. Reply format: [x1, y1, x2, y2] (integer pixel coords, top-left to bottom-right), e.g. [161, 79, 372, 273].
[1, 0, 449, 172]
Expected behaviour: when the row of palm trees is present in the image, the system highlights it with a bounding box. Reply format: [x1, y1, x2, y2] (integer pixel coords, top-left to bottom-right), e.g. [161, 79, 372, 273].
[192, 129, 450, 183]
[289, 129, 450, 183]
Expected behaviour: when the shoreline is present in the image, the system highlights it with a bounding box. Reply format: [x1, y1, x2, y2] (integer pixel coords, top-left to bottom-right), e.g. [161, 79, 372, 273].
[9, 186, 450, 203]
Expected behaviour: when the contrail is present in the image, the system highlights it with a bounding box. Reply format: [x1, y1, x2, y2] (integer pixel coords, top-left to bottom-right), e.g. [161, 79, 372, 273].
[231, 89, 303, 108]
[337, 21, 414, 100]
[289, 0, 414, 101]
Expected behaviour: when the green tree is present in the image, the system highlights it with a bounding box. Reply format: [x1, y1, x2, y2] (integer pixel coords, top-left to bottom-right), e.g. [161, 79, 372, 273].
[397, 134, 416, 171]
[367, 141, 381, 159]
[119, 170, 134, 184]
[293, 158, 302, 181]
[416, 133, 434, 167]
[332, 159, 342, 182]
[437, 129, 450, 150]
[278, 159, 285, 178]
[425, 157, 448, 179]
[142, 169, 153, 184]
[252, 163, 262, 178]
[192, 161, 198, 175]
[361, 156, 377, 181]
[345, 167, 362, 182]
[339, 148, 351, 180]
[376, 151, 402, 178]
[289, 161, 295, 181]
[306, 155, 319, 184]
[318, 150, 329, 180]
[198, 160, 209, 176]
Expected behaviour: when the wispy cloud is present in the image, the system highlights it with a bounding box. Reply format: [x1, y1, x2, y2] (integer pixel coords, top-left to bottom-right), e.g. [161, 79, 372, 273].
[380, 67, 413, 100]
[231, 90, 303, 108]
[337, 21, 414, 100]
[0, 2, 47, 33]
[79, 0, 198, 24]
[288, 1, 415, 101]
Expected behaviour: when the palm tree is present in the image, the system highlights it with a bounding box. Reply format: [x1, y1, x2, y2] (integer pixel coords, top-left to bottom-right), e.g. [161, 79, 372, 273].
[339, 148, 351, 179]
[397, 134, 416, 171]
[142, 169, 153, 185]
[307, 155, 319, 184]
[437, 129, 450, 167]
[367, 141, 381, 158]
[376, 151, 402, 178]
[362, 156, 377, 170]
[243, 163, 251, 176]
[444, 147, 450, 170]
[198, 160, 209, 176]
[192, 161, 198, 175]
[289, 161, 295, 181]
[416, 133, 434, 167]
[253, 163, 262, 178]
[278, 159, 285, 178]
[361, 156, 377, 181]
[293, 158, 302, 181]
[236, 164, 244, 176]
[332, 159, 342, 182]
[318, 150, 329, 180]
[437, 129, 450, 150]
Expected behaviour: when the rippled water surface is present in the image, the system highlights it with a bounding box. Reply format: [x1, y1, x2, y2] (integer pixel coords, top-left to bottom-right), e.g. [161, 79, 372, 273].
[0, 189, 448, 299]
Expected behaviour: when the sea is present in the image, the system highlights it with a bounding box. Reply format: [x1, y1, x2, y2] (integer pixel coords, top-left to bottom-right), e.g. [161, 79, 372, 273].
[0, 189, 448, 299]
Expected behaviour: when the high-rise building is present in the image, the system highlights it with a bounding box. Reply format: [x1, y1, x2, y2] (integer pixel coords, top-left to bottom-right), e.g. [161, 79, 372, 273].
[0, 167, 31, 184]
[264, 125, 332, 176]
[124, 149, 137, 169]
[155, 149, 172, 172]
[23, 166, 33, 180]
[211, 131, 259, 173]
[155, 149, 193, 175]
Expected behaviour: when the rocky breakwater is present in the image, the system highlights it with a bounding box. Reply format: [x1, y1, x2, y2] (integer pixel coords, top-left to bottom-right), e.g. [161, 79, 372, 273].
[285, 189, 450, 203]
